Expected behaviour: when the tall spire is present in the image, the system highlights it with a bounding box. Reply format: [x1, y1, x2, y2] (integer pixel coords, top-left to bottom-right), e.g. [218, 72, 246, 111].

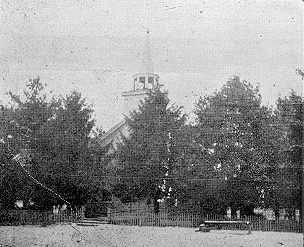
[127, 30, 160, 93]
[122, 30, 161, 116]
[140, 30, 154, 74]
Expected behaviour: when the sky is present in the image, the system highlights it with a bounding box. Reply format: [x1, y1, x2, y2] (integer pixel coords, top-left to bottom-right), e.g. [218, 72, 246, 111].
[0, 0, 303, 131]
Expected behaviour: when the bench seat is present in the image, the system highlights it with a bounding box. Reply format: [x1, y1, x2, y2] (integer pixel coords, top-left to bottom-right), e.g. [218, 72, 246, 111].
[198, 220, 252, 234]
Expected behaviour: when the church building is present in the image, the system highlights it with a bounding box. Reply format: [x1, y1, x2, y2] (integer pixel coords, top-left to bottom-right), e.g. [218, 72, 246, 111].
[100, 31, 161, 152]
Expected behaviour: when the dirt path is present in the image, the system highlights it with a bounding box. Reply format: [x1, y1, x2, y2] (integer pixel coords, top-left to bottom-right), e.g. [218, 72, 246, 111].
[0, 224, 302, 247]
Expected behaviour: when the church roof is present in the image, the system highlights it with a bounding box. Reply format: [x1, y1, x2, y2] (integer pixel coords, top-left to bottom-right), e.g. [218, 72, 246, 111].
[100, 119, 127, 148]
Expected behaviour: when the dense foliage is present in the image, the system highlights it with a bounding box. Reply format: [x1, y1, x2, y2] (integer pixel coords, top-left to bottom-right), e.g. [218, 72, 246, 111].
[112, 77, 302, 218]
[113, 89, 186, 212]
[0, 78, 108, 212]
[1, 75, 302, 219]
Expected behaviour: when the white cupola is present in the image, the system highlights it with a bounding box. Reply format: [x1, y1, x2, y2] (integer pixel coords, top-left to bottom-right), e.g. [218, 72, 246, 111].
[122, 30, 160, 116]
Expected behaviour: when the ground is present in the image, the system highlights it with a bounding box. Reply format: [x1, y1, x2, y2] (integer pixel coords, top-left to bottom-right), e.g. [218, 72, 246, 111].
[0, 224, 302, 247]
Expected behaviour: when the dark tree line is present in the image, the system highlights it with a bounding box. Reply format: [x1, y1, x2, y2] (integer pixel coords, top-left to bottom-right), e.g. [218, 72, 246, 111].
[0, 76, 302, 219]
[113, 76, 303, 218]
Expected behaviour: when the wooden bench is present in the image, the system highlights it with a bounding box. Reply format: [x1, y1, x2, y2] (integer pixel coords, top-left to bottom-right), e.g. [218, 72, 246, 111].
[197, 220, 252, 234]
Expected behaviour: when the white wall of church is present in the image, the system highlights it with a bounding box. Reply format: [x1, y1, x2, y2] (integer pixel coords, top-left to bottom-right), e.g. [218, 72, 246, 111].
[123, 91, 147, 116]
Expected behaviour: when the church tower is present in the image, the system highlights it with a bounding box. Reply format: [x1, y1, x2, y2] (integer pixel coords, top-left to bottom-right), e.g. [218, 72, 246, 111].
[122, 30, 160, 116]
[101, 31, 160, 150]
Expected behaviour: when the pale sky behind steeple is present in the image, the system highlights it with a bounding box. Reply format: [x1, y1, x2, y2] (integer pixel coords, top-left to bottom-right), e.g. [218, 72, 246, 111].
[0, 0, 302, 131]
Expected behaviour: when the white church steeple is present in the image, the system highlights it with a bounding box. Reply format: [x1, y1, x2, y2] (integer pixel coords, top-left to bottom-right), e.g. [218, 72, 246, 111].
[141, 30, 154, 74]
[122, 31, 160, 115]
[132, 30, 160, 91]
[101, 31, 162, 150]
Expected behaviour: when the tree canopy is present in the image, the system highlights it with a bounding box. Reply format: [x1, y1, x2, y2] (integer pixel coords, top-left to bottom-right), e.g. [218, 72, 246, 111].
[1, 75, 301, 219]
[188, 77, 283, 216]
[111, 77, 302, 217]
[271, 91, 303, 216]
[113, 88, 187, 211]
[0, 77, 108, 211]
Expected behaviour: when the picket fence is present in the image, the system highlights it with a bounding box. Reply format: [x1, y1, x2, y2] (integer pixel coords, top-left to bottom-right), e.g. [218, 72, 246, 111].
[108, 210, 302, 233]
[0, 207, 84, 226]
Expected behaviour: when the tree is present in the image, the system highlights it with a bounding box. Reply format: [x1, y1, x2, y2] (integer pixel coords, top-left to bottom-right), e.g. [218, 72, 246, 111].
[1, 77, 107, 210]
[193, 76, 279, 216]
[32, 90, 99, 209]
[272, 91, 303, 218]
[46, 91, 94, 175]
[113, 88, 186, 212]
[0, 77, 59, 209]
[46, 92, 110, 214]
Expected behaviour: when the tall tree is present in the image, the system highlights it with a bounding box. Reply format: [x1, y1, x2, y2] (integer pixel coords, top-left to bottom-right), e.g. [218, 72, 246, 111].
[0, 77, 58, 208]
[1, 77, 106, 210]
[113, 88, 186, 212]
[47, 91, 95, 175]
[194, 76, 278, 216]
[272, 91, 303, 218]
[32, 90, 97, 208]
